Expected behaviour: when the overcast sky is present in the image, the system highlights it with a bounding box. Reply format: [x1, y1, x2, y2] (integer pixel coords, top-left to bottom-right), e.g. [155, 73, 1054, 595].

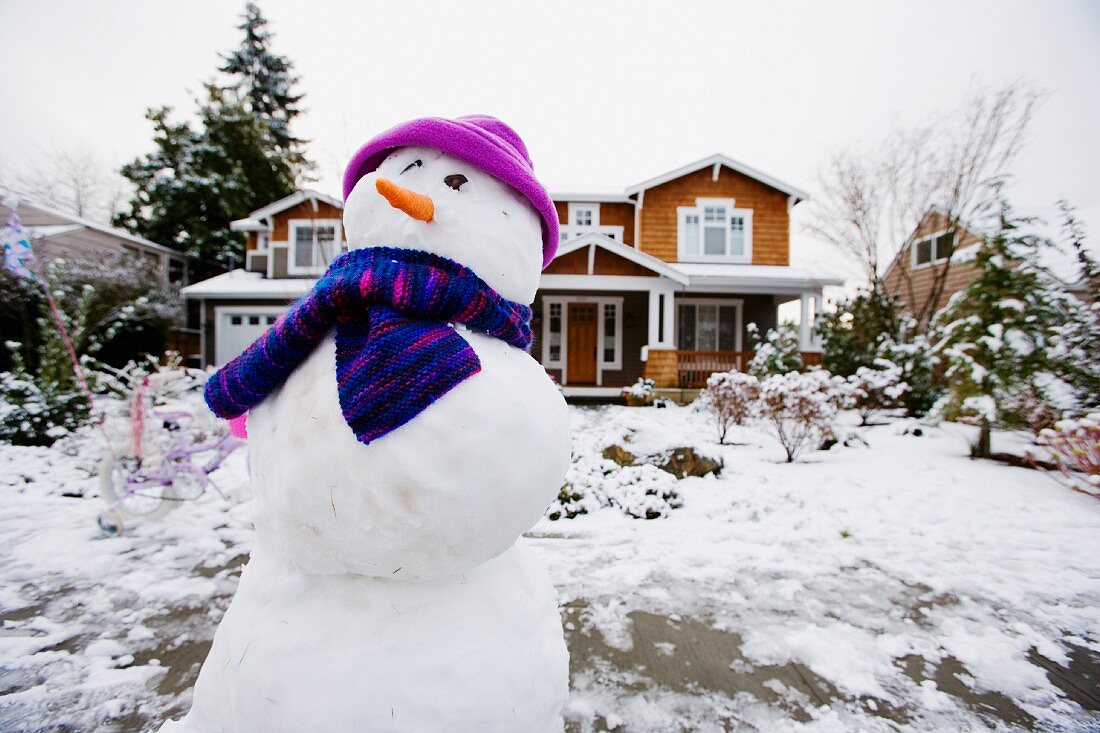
[2, 0, 1098, 283]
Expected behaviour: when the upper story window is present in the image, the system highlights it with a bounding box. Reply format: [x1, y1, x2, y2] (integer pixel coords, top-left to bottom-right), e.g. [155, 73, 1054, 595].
[559, 202, 624, 243]
[289, 219, 341, 275]
[677, 198, 752, 263]
[912, 231, 955, 268]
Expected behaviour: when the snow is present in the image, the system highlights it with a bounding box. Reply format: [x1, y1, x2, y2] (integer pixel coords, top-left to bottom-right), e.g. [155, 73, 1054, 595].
[178, 269, 314, 299]
[1, 400, 1099, 731]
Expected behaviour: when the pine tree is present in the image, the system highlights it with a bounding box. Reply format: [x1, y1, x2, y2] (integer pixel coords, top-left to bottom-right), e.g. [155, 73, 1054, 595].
[932, 197, 1078, 457]
[116, 4, 308, 275]
[219, 2, 310, 180]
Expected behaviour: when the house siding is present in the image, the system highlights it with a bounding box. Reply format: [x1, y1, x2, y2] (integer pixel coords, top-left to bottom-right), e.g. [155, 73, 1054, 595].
[637, 166, 790, 265]
[884, 212, 984, 316]
[270, 201, 345, 242]
[553, 201, 635, 245]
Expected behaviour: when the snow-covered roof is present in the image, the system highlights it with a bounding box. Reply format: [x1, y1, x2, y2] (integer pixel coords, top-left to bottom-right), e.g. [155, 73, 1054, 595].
[229, 217, 268, 233]
[548, 184, 634, 203]
[6, 199, 184, 258]
[626, 153, 810, 203]
[547, 154, 810, 205]
[180, 269, 312, 300]
[668, 261, 845, 292]
[28, 224, 85, 239]
[243, 189, 343, 223]
[554, 233, 690, 284]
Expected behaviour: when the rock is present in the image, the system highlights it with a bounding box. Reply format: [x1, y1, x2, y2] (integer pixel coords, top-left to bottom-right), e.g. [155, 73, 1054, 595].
[602, 444, 637, 467]
[658, 447, 722, 478]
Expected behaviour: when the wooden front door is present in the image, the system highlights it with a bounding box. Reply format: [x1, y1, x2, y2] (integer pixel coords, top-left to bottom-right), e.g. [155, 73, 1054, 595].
[567, 303, 598, 384]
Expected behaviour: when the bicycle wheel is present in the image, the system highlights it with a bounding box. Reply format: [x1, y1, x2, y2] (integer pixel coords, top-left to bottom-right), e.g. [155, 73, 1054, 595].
[98, 452, 180, 522]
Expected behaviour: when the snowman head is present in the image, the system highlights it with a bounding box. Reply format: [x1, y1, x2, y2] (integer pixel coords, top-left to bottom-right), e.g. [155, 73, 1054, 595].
[341, 116, 560, 305]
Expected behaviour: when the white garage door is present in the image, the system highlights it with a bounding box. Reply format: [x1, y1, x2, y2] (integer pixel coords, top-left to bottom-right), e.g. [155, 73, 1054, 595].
[215, 308, 285, 365]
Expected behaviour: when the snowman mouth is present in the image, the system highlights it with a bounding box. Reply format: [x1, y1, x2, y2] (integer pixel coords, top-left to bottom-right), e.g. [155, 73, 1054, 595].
[376, 178, 434, 222]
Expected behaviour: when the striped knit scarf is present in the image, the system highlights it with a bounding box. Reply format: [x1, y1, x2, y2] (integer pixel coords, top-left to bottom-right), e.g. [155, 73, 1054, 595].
[204, 247, 532, 445]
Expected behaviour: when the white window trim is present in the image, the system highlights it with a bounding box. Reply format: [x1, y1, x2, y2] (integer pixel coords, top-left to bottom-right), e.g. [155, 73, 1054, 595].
[910, 229, 956, 270]
[677, 198, 753, 264]
[541, 295, 624, 386]
[675, 297, 744, 352]
[568, 202, 600, 228]
[561, 203, 624, 244]
[287, 218, 343, 275]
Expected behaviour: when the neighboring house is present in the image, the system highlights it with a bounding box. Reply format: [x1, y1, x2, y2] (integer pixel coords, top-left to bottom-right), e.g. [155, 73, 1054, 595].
[0, 199, 189, 284]
[882, 209, 984, 318]
[183, 157, 844, 396]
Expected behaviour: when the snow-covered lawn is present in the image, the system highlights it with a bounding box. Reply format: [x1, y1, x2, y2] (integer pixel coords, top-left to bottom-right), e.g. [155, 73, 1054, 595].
[2, 402, 1099, 732]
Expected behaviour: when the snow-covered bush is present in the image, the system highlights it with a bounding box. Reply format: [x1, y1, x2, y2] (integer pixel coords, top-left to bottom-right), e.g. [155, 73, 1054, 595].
[622, 377, 655, 406]
[847, 360, 909, 425]
[0, 255, 181, 445]
[747, 322, 803, 378]
[933, 199, 1083, 456]
[877, 323, 940, 417]
[693, 371, 760, 443]
[757, 370, 844, 462]
[0, 342, 88, 446]
[1038, 413, 1100, 497]
[546, 456, 682, 520]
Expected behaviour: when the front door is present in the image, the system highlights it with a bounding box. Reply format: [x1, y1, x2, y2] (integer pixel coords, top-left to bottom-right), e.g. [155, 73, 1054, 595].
[567, 303, 598, 384]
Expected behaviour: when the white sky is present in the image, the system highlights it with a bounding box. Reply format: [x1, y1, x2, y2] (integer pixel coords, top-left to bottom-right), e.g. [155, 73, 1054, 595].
[3, 0, 1098, 286]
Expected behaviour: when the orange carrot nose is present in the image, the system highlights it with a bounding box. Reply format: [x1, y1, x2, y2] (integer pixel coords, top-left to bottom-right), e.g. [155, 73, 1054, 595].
[375, 178, 434, 222]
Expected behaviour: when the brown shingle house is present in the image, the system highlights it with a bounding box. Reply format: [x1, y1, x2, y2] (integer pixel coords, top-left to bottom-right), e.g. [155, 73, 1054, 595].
[183, 157, 844, 395]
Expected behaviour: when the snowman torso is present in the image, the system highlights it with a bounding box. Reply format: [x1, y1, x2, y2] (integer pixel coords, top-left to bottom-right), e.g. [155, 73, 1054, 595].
[247, 327, 570, 580]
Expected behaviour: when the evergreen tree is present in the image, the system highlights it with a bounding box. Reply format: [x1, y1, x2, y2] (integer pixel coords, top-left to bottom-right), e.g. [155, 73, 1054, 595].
[220, 2, 310, 180]
[816, 287, 901, 377]
[932, 197, 1078, 457]
[116, 4, 308, 275]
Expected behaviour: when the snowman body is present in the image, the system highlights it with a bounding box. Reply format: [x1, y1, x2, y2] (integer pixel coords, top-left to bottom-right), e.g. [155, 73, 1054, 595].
[163, 143, 572, 731]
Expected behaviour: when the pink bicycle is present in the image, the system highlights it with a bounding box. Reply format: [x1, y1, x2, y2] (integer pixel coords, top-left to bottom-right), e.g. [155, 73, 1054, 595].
[96, 373, 245, 534]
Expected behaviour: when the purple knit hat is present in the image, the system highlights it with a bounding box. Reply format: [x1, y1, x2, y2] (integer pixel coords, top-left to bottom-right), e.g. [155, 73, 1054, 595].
[343, 115, 560, 268]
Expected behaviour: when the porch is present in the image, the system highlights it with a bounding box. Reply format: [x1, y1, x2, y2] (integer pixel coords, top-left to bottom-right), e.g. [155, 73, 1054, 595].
[645, 348, 826, 390]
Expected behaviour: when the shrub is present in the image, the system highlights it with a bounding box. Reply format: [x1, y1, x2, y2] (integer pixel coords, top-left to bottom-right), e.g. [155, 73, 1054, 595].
[546, 457, 683, 520]
[747, 322, 803, 378]
[693, 371, 760, 443]
[816, 288, 903, 377]
[622, 377, 655, 406]
[1038, 414, 1100, 497]
[0, 342, 88, 446]
[758, 370, 844, 462]
[0, 255, 181, 445]
[847, 360, 909, 425]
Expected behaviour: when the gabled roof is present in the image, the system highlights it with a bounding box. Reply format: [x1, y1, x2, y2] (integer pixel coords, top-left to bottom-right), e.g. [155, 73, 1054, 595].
[547, 154, 810, 205]
[625, 153, 810, 203]
[4, 199, 183, 258]
[232, 189, 344, 232]
[554, 232, 690, 284]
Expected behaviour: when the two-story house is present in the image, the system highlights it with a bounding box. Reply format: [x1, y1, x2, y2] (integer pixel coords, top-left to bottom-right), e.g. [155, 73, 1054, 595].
[182, 156, 844, 396]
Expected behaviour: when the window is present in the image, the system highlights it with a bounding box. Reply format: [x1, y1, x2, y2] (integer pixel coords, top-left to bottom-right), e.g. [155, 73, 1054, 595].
[603, 303, 617, 363]
[912, 231, 956, 267]
[547, 303, 562, 363]
[677, 302, 740, 351]
[289, 220, 341, 274]
[678, 199, 752, 262]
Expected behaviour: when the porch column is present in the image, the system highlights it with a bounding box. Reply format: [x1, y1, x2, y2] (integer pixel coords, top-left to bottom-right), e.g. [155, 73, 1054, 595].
[799, 292, 812, 351]
[648, 290, 661, 346]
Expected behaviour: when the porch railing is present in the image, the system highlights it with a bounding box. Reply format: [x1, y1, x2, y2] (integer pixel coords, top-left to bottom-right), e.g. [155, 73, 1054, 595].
[676, 350, 825, 388]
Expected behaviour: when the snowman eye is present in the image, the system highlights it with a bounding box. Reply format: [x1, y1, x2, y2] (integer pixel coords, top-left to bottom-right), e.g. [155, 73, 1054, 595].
[444, 174, 468, 191]
[401, 159, 422, 174]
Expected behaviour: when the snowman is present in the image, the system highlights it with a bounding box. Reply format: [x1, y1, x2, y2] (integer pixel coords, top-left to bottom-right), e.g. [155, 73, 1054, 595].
[163, 116, 572, 732]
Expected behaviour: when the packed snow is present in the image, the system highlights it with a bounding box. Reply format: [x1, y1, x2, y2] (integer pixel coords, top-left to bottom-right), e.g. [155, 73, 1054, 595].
[2, 398, 1099, 732]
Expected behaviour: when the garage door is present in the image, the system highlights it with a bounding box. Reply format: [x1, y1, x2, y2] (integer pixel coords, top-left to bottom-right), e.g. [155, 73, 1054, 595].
[215, 308, 285, 365]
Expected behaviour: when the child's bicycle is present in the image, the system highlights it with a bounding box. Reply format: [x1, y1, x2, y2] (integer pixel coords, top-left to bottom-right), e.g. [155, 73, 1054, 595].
[96, 371, 245, 535]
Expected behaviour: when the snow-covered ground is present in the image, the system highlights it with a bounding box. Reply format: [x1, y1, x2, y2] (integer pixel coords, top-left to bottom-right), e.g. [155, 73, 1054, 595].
[1, 400, 1099, 732]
